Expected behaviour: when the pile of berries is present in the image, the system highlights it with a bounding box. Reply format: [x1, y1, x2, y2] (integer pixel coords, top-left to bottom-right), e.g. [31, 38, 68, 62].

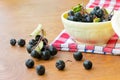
[26, 34, 58, 60]
[67, 4, 113, 22]
[25, 33, 66, 75]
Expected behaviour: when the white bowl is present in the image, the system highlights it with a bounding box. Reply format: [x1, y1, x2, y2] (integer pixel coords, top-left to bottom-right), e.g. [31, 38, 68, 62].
[61, 9, 115, 45]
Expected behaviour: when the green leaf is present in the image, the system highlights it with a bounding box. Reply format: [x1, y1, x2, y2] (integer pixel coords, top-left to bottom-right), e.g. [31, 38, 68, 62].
[93, 18, 101, 22]
[30, 24, 42, 37]
[72, 4, 82, 13]
[35, 41, 43, 52]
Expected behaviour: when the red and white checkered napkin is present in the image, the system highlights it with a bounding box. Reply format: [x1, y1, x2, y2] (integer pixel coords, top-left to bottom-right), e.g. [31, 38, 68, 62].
[86, 0, 120, 10]
[51, 30, 120, 55]
[51, 0, 120, 55]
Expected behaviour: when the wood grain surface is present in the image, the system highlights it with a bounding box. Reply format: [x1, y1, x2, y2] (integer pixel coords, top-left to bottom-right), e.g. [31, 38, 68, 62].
[0, 0, 120, 80]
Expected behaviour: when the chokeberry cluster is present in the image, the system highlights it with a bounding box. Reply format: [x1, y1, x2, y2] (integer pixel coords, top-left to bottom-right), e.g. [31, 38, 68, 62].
[67, 4, 113, 22]
[25, 29, 58, 75]
[26, 34, 58, 60]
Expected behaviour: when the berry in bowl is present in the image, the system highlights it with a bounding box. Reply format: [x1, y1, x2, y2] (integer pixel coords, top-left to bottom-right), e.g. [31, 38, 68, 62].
[61, 4, 115, 45]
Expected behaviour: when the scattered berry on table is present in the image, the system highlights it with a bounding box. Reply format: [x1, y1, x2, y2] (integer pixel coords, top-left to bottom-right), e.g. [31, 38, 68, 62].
[18, 39, 26, 47]
[83, 60, 92, 70]
[73, 52, 83, 61]
[25, 59, 34, 68]
[10, 38, 16, 46]
[56, 60, 65, 70]
[36, 65, 45, 75]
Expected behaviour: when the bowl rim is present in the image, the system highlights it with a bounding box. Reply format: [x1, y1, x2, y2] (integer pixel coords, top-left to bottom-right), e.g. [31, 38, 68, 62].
[61, 8, 112, 24]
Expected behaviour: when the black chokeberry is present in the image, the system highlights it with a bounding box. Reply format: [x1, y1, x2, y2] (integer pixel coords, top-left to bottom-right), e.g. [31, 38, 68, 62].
[68, 10, 74, 16]
[25, 59, 34, 68]
[93, 6, 100, 11]
[74, 12, 82, 21]
[41, 50, 51, 60]
[18, 39, 26, 47]
[28, 39, 37, 46]
[95, 9, 104, 18]
[41, 45, 47, 51]
[67, 16, 77, 21]
[47, 45, 58, 56]
[26, 44, 33, 53]
[31, 50, 41, 59]
[36, 65, 45, 75]
[83, 60, 92, 70]
[56, 60, 65, 70]
[73, 52, 83, 61]
[86, 15, 93, 22]
[35, 35, 42, 41]
[10, 39, 16, 46]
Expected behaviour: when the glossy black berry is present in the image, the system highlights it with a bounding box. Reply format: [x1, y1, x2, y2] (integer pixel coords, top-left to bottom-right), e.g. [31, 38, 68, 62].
[10, 39, 16, 46]
[95, 9, 104, 18]
[83, 60, 92, 70]
[35, 35, 42, 41]
[41, 45, 49, 51]
[41, 50, 51, 60]
[73, 52, 83, 61]
[67, 16, 74, 21]
[26, 44, 33, 53]
[81, 14, 87, 22]
[36, 65, 45, 75]
[86, 15, 93, 22]
[90, 10, 95, 15]
[56, 60, 65, 70]
[28, 39, 37, 46]
[68, 10, 74, 16]
[93, 6, 100, 11]
[47, 45, 58, 56]
[25, 59, 34, 68]
[67, 16, 77, 21]
[31, 50, 41, 59]
[74, 12, 82, 21]
[18, 39, 26, 47]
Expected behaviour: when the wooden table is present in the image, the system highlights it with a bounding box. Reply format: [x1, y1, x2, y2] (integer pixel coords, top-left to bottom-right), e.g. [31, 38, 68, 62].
[1, 0, 120, 80]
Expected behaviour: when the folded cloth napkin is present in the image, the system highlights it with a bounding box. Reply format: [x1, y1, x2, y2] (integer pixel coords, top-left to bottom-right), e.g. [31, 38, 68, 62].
[86, 0, 120, 10]
[51, 0, 120, 55]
